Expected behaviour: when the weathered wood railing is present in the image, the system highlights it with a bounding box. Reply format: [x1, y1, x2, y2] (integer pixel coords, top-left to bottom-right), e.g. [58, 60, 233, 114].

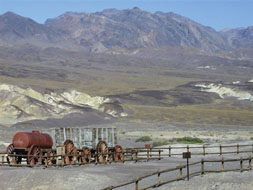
[0, 143, 253, 167]
[102, 155, 253, 190]
[125, 143, 253, 158]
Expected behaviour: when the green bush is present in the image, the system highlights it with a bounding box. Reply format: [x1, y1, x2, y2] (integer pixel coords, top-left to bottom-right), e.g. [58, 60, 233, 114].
[152, 141, 169, 147]
[135, 136, 152, 142]
[174, 136, 204, 144]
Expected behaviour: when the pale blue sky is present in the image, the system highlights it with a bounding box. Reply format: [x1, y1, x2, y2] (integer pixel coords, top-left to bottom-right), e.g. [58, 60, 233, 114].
[0, 0, 252, 31]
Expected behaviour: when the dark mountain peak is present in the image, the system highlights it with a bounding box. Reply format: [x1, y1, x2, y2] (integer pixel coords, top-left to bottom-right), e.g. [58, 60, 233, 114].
[0, 11, 64, 43]
[132, 7, 141, 11]
[0, 11, 35, 23]
[2, 11, 18, 17]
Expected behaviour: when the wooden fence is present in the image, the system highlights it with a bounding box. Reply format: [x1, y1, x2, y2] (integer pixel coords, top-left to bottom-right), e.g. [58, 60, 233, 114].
[0, 143, 253, 167]
[102, 155, 253, 190]
[125, 143, 253, 158]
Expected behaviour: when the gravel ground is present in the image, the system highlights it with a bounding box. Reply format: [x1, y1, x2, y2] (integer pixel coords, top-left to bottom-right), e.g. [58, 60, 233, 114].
[0, 152, 253, 190]
[1, 120, 253, 190]
[155, 171, 253, 190]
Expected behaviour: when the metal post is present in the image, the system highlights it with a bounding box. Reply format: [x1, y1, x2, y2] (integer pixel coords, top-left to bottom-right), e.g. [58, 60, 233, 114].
[169, 146, 171, 157]
[158, 149, 161, 160]
[220, 144, 222, 156]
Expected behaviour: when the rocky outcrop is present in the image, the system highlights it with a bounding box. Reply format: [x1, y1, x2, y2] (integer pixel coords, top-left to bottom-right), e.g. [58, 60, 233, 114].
[0, 84, 126, 125]
[195, 82, 253, 101]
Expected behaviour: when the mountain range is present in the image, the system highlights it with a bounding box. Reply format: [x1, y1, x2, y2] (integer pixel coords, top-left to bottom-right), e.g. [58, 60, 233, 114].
[0, 8, 253, 53]
[0, 8, 253, 128]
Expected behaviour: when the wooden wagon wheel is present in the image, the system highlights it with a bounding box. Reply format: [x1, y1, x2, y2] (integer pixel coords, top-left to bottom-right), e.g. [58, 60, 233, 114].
[96, 141, 109, 164]
[64, 140, 78, 165]
[46, 150, 56, 166]
[27, 145, 42, 166]
[113, 145, 124, 162]
[6, 144, 21, 164]
[80, 147, 92, 165]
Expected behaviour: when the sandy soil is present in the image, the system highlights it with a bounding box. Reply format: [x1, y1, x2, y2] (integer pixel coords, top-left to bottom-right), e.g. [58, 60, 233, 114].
[155, 171, 253, 190]
[1, 120, 253, 190]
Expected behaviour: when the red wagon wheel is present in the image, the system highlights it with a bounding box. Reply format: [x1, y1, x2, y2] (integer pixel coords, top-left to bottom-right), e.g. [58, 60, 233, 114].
[96, 141, 109, 164]
[80, 147, 92, 165]
[64, 140, 78, 165]
[47, 150, 56, 166]
[114, 145, 124, 162]
[27, 145, 42, 166]
[6, 144, 21, 164]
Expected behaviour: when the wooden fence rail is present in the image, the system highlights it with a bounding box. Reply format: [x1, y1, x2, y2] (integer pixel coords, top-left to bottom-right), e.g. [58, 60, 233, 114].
[125, 143, 253, 158]
[0, 143, 252, 167]
[102, 155, 253, 190]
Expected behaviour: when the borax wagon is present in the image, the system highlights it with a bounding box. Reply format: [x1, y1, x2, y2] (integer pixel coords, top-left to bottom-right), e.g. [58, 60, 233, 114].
[6, 126, 124, 166]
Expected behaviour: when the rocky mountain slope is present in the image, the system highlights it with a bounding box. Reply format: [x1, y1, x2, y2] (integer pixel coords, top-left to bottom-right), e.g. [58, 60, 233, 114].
[0, 8, 252, 53]
[0, 12, 65, 46]
[221, 27, 253, 48]
[45, 8, 228, 52]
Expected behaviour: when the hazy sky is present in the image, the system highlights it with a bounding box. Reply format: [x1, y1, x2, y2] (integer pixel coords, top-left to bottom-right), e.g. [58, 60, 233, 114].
[0, 0, 252, 31]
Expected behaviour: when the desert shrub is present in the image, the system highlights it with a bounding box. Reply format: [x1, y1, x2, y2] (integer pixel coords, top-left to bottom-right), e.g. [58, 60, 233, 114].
[152, 141, 169, 147]
[135, 136, 152, 142]
[174, 136, 204, 144]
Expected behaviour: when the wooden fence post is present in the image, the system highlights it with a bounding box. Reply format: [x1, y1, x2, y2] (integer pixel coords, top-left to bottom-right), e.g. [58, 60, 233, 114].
[169, 146, 171, 157]
[179, 164, 183, 179]
[187, 145, 189, 152]
[61, 155, 64, 167]
[203, 145, 206, 156]
[158, 149, 161, 160]
[147, 149, 150, 161]
[201, 159, 205, 175]
[237, 144, 240, 154]
[157, 169, 161, 186]
[249, 155, 252, 170]
[56, 154, 60, 167]
[219, 144, 222, 156]
[45, 156, 48, 168]
[240, 157, 243, 172]
[135, 150, 139, 162]
[135, 179, 139, 190]
[221, 157, 224, 171]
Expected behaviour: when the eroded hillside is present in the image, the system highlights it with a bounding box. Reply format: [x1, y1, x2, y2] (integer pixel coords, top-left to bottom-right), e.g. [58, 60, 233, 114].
[0, 84, 126, 126]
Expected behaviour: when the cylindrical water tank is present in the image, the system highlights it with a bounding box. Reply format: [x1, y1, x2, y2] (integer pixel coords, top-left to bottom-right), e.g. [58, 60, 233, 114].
[13, 131, 53, 149]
